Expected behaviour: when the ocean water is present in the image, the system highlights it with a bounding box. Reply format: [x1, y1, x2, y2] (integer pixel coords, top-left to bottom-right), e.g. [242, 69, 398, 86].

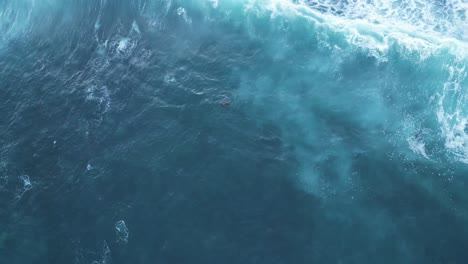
[0, 0, 468, 263]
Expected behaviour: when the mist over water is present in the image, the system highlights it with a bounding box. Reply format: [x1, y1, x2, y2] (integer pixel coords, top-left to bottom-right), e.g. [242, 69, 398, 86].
[1, 0, 468, 263]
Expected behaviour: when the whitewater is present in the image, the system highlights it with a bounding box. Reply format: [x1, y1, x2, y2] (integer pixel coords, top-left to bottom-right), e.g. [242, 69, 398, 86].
[1, 0, 468, 263]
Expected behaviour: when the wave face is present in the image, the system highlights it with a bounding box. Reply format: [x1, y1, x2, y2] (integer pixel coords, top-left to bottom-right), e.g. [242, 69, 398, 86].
[1, 0, 468, 263]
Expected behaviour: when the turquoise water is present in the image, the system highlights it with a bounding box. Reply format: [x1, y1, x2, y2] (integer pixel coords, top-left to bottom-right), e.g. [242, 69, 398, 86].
[1, 0, 468, 263]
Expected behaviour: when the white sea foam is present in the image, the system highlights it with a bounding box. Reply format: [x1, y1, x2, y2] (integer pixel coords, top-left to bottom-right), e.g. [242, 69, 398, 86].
[115, 220, 129, 243]
[177, 7, 192, 24]
[86, 85, 111, 113]
[91, 241, 111, 264]
[407, 136, 431, 160]
[298, 0, 468, 42]
[16, 175, 32, 199]
[438, 63, 468, 163]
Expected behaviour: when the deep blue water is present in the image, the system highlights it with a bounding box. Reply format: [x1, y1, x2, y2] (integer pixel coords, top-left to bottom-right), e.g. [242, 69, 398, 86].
[1, 0, 468, 263]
